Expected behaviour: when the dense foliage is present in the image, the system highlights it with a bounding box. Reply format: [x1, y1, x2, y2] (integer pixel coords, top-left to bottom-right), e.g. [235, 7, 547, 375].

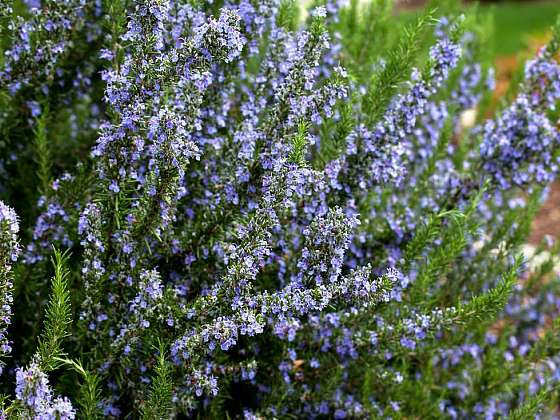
[1, 0, 560, 418]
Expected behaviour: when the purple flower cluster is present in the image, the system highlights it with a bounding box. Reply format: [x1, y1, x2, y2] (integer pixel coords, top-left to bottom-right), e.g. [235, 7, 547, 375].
[18, 10, 487, 414]
[0, 201, 20, 263]
[26, 176, 75, 264]
[15, 361, 75, 419]
[480, 49, 560, 190]
[4, 1, 560, 417]
[0, 0, 96, 97]
[0, 201, 19, 369]
[193, 9, 246, 63]
[480, 94, 560, 189]
[344, 35, 462, 189]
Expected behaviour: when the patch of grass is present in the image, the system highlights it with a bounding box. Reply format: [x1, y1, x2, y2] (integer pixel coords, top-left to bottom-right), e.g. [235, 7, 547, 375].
[397, 1, 560, 57]
[487, 1, 560, 56]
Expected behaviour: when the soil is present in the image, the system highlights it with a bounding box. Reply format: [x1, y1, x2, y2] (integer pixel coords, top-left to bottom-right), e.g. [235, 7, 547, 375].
[530, 181, 560, 244]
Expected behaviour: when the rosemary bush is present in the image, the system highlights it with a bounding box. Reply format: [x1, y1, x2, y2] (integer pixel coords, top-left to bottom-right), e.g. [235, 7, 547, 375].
[1, 0, 560, 418]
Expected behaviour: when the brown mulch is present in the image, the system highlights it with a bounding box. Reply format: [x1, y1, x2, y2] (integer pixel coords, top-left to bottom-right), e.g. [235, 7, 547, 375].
[530, 181, 560, 245]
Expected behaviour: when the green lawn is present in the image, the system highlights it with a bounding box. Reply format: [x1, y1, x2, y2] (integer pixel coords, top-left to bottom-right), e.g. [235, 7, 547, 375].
[397, 1, 560, 57]
[488, 1, 560, 55]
